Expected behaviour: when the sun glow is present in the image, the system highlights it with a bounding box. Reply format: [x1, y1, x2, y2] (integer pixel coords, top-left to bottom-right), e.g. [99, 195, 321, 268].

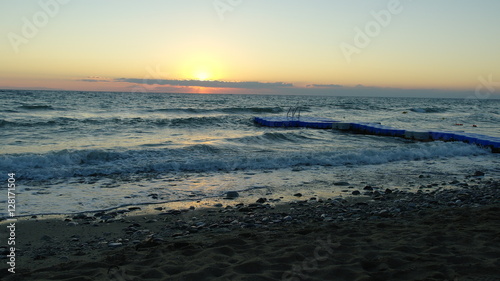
[178, 53, 226, 81]
[195, 70, 210, 81]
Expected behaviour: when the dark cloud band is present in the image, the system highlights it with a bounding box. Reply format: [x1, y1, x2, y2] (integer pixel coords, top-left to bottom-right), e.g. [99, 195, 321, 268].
[114, 78, 293, 89]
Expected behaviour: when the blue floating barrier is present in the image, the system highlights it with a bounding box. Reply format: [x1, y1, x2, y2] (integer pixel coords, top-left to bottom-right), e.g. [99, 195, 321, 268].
[255, 115, 498, 153]
[452, 134, 467, 142]
[298, 121, 309, 127]
[491, 139, 500, 149]
[393, 129, 406, 137]
[429, 131, 442, 140]
[378, 128, 389, 136]
[478, 139, 490, 147]
[441, 133, 455, 141]
[464, 136, 479, 144]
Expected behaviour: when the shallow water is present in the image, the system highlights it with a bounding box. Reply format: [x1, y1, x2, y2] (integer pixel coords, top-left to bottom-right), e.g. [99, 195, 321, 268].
[1, 90, 499, 216]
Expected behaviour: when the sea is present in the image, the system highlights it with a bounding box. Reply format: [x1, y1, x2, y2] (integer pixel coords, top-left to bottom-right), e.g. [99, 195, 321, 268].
[1, 90, 499, 217]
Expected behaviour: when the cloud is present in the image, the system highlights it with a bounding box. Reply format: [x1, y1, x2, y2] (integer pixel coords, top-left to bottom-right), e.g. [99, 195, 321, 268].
[79, 76, 111, 82]
[306, 84, 343, 88]
[113, 78, 293, 89]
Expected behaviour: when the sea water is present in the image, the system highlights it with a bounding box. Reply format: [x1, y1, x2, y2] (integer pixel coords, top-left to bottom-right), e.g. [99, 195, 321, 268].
[1, 90, 499, 216]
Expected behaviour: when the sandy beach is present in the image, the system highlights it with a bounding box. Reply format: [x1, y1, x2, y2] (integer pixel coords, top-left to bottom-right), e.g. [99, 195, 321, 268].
[1, 177, 500, 281]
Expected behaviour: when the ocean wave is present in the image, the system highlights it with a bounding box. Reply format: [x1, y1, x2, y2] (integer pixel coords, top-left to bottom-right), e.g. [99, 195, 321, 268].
[18, 104, 56, 111]
[0, 117, 79, 128]
[159, 116, 239, 128]
[1, 142, 488, 181]
[410, 107, 447, 113]
[228, 132, 318, 144]
[149, 107, 285, 114]
[0, 116, 242, 129]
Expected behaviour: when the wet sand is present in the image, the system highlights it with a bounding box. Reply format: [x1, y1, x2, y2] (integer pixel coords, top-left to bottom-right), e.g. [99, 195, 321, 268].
[1, 179, 499, 281]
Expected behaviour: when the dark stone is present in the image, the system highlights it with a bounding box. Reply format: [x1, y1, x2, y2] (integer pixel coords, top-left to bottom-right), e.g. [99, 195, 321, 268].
[224, 191, 239, 199]
[41, 235, 53, 242]
[72, 214, 87, 220]
[352, 190, 361, 195]
[474, 171, 485, 177]
[100, 215, 114, 220]
[293, 193, 303, 197]
[385, 188, 393, 194]
[363, 186, 373, 191]
[164, 210, 182, 215]
[333, 182, 350, 186]
[256, 198, 267, 203]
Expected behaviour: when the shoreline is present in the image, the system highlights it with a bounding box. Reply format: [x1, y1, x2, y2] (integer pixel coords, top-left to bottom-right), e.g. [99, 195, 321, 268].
[1, 177, 499, 280]
[4, 156, 499, 219]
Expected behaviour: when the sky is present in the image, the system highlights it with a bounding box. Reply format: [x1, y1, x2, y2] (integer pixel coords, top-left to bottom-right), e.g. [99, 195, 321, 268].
[1, 0, 499, 98]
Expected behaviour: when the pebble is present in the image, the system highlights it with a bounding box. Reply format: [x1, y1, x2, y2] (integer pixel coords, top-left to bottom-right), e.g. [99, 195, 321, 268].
[0, 247, 9, 255]
[333, 182, 350, 186]
[164, 210, 182, 215]
[293, 193, 303, 197]
[41, 235, 53, 241]
[224, 191, 239, 199]
[108, 242, 123, 248]
[100, 215, 114, 220]
[73, 214, 88, 220]
[20, 178, 496, 261]
[474, 171, 485, 177]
